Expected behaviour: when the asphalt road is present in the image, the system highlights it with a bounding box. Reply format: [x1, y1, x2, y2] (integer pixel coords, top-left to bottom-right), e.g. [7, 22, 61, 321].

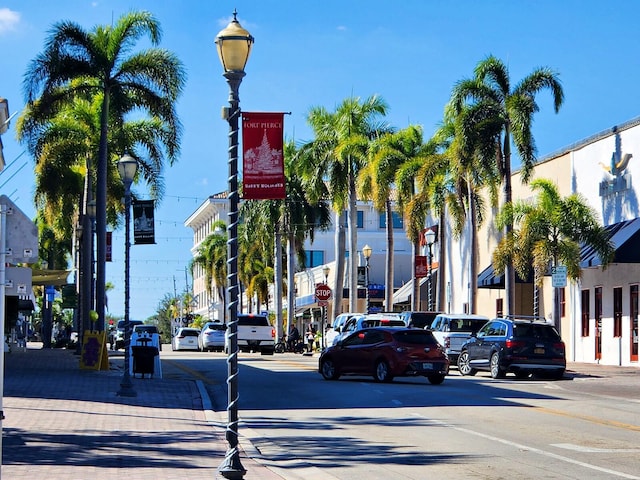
[163, 350, 640, 480]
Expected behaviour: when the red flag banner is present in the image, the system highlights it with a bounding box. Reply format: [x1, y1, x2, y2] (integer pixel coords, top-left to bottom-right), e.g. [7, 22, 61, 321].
[242, 112, 286, 200]
[415, 255, 427, 278]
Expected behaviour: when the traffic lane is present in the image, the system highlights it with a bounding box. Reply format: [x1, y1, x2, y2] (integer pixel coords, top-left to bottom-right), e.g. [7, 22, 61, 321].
[166, 353, 640, 479]
[235, 375, 640, 480]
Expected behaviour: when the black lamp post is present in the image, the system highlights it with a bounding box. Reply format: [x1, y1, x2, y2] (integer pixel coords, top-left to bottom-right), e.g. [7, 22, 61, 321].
[425, 229, 436, 311]
[116, 154, 138, 397]
[362, 244, 372, 314]
[215, 10, 253, 480]
[322, 265, 330, 349]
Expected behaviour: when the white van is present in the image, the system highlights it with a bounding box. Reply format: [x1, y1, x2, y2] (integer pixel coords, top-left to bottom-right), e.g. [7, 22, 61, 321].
[429, 314, 489, 363]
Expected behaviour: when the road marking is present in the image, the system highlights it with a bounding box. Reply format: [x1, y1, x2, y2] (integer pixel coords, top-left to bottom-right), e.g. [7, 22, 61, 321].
[414, 414, 640, 480]
[533, 405, 640, 432]
[552, 443, 640, 453]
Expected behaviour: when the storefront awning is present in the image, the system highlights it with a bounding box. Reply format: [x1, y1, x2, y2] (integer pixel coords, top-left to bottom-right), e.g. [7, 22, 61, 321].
[477, 265, 533, 289]
[581, 217, 640, 268]
[393, 277, 429, 304]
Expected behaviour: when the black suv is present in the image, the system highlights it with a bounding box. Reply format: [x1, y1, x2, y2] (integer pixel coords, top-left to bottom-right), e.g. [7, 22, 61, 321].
[457, 317, 566, 379]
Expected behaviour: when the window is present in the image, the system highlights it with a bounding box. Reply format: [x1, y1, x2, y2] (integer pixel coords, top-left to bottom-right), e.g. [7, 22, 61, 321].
[342, 210, 364, 228]
[496, 298, 504, 318]
[560, 287, 566, 317]
[379, 211, 403, 229]
[304, 250, 325, 268]
[581, 290, 590, 337]
[613, 287, 622, 337]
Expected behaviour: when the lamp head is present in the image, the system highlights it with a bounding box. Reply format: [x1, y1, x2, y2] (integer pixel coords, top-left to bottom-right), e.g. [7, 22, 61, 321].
[118, 154, 138, 186]
[322, 265, 330, 278]
[87, 200, 97, 220]
[215, 10, 254, 72]
[425, 228, 436, 245]
[362, 244, 372, 259]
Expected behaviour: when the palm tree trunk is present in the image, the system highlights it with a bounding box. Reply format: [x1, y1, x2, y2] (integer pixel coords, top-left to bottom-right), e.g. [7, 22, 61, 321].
[468, 184, 478, 314]
[286, 230, 296, 343]
[95, 91, 110, 333]
[332, 211, 346, 318]
[412, 240, 420, 311]
[385, 200, 394, 311]
[503, 133, 515, 316]
[274, 223, 283, 342]
[437, 212, 446, 313]
[348, 176, 358, 313]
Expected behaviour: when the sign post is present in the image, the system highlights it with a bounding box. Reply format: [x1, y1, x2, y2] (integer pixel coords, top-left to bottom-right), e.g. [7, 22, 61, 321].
[315, 283, 332, 349]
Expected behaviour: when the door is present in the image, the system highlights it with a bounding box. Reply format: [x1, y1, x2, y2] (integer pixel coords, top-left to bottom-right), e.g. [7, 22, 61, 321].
[595, 287, 602, 360]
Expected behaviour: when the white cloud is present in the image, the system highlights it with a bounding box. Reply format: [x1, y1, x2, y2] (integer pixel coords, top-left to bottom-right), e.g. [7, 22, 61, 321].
[0, 8, 20, 35]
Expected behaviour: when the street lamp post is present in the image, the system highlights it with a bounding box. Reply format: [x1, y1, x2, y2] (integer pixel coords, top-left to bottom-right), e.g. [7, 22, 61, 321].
[215, 10, 253, 480]
[116, 154, 138, 398]
[362, 244, 372, 314]
[322, 265, 330, 349]
[425, 229, 436, 311]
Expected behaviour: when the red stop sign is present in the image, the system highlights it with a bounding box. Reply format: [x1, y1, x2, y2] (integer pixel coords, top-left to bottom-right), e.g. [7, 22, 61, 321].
[315, 283, 332, 301]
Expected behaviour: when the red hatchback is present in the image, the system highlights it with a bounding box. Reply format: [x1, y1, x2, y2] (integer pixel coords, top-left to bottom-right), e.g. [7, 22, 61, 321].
[318, 327, 449, 384]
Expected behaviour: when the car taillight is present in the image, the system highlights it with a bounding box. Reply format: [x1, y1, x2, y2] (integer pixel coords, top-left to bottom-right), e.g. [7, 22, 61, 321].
[444, 336, 450, 349]
[505, 339, 526, 349]
[554, 342, 565, 352]
[271, 328, 275, 338]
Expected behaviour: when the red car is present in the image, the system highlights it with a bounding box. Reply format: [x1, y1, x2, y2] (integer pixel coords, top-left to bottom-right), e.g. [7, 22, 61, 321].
[318, 327, 449, 384]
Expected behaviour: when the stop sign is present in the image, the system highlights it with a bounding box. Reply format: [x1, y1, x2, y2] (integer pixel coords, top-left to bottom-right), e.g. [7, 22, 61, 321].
[315, 283, 332, 301]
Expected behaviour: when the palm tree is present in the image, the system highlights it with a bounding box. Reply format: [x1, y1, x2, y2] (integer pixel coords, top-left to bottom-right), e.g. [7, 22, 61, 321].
[493, 178, 614, 330]
[447, 55, 564, 316]
[299, 95, 389, 315]
[434, 110, 501, 313]
[191, 220, 227, 320]
[359, 125, 428, 311]
[22, 10, 185, 330]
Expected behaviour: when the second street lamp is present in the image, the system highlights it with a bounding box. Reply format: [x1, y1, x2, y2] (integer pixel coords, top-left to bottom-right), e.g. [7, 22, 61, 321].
[116, 153, 138, 398]
[362, 244, 372, 314]
[425, 229, 436, 311]
[215, 10, 253, 480]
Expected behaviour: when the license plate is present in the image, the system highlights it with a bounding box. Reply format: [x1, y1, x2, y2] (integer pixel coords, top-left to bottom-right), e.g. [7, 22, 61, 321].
[534, 347, 545, 354]
[422, 362, 433, 370]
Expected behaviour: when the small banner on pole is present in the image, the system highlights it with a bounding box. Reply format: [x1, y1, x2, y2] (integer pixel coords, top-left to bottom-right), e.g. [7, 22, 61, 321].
[106, 231, 112, 262]
[415, 255, 427, 278]
[242, 112, 286, 200]
[133, 200, 155, 244]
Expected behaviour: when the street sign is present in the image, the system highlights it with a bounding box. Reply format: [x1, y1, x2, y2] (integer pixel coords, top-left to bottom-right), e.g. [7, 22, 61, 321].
[552, 265, 567, 288]
[315, 283, 331, 302]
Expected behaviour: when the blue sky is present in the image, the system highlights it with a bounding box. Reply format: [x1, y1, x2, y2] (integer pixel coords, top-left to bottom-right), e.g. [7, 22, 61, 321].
[2, 0, 640, 321]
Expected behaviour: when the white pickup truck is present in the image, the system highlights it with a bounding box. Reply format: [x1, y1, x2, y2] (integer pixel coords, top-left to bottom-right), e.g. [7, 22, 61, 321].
[428, 313, 489, 363]
[225, 313, 275, 355]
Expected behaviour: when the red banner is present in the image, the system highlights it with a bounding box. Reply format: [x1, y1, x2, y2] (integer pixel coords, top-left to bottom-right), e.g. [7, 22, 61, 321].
[415, 255, 427, 278]
[242, 112, 286, 200]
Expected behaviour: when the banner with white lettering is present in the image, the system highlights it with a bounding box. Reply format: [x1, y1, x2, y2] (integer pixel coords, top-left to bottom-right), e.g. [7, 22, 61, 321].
[242, 112, 285, 200]
[133, 200, 155, 244]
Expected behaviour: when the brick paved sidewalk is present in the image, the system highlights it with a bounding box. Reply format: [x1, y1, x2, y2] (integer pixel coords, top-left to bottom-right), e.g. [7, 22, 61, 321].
[1, 346, 285, 480]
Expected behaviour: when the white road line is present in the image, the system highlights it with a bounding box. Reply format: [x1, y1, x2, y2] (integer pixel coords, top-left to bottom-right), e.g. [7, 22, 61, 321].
[552, 443, 640, 453]
[413, 414, 640, 480]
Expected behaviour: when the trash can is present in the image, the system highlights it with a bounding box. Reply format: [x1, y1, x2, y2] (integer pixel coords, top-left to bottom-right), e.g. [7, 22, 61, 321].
[131, 345, 159, 378]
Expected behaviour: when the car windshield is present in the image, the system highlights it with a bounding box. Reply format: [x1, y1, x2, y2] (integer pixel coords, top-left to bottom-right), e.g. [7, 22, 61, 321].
[514, 323, 561, 340]
[237, 315, 269, 326]
[181, 330, 199, 337]
[392, 329, 438, 345]
[449, 319, 487, 333]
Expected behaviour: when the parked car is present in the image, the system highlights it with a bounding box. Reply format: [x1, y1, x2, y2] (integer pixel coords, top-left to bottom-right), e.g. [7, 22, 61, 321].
[334, 313, 405, 344]
[429, 313, 489, 364]
[398, 311, 441, 329]
[172, 327, 200, 351]
[319, 327, 449, 384]
[113, 319, 144, 350]
[325, 312, 359, 346]
[199, 322, 226, 352]
[457, 317, 566, 379]
[226, 313, 275, 355]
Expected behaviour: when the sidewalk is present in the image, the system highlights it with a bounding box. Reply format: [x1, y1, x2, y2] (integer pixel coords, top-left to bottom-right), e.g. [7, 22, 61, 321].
[1, 345, 285, 480]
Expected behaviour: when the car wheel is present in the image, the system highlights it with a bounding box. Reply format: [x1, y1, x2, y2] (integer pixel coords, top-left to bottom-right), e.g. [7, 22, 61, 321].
[427, 374, 446, 385]
[320, 358, 340, 380]
[457, 351, 477, 376]
[374, 360, 393, 382]
[490, 352, 505, 379]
